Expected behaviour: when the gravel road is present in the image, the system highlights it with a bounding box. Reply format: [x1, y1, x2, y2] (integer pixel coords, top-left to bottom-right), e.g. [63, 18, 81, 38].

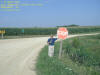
[0, 37, 48, 75]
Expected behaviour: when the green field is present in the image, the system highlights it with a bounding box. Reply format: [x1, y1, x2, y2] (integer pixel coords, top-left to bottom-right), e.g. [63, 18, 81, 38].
[36, 34, 100, 75]
[0, 26, 100, 36]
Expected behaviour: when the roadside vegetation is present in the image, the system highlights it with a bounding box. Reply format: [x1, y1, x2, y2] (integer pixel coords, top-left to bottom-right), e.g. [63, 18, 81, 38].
[0, 26, 100, 36]
[36, 34, 100, 75]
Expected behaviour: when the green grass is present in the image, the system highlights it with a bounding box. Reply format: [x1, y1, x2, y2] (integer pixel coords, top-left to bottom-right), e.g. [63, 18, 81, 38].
[0, 26, 100, 36]
[36, 34, 100, 75]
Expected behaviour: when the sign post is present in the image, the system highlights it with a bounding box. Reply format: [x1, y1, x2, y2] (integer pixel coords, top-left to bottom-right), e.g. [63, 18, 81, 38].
[22, 29, 24, 37]
[59, 39, 63, 59]
[57, 27, 68, 59]
[1, 33, 4, 39]
[0, 30, 5, 39]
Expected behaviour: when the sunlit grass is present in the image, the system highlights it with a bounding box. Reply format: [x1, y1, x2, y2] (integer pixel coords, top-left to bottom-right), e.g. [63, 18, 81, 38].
[36, 34, 100, 75]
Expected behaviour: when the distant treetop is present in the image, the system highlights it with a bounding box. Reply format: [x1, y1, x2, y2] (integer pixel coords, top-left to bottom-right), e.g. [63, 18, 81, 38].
[57, 24, 79, 27]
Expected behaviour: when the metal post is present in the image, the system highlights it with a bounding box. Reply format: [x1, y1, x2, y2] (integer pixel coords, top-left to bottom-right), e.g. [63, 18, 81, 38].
[1, 33, 4, 39]
[59, 40, 63, 59]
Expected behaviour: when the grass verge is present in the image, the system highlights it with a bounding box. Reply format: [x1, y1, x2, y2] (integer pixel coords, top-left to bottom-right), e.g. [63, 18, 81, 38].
[36, 34, 100, 75]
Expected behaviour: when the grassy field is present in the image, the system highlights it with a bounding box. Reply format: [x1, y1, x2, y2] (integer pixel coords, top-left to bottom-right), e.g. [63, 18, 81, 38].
[0, 26, 100, 36]
[36, 34, 100, 75]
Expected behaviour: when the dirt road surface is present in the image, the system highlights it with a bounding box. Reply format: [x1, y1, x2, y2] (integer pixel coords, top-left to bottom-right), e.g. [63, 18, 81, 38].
[0, 33, 99, 75]
[0, 37, 48, 75]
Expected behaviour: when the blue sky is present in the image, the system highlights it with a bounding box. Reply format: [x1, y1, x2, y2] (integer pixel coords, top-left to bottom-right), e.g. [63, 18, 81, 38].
[0, 0, 100, 27]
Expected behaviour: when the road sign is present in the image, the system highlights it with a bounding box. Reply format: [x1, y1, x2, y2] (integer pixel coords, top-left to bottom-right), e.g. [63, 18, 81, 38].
[0, 30, 5, 34]
[57, 27, 68, 40]
[22, 29, 24, 33]
[57, 27, 68, 59]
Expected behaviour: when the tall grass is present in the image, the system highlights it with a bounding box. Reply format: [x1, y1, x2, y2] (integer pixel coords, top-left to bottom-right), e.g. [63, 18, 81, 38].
[36, 34, 100, 75]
